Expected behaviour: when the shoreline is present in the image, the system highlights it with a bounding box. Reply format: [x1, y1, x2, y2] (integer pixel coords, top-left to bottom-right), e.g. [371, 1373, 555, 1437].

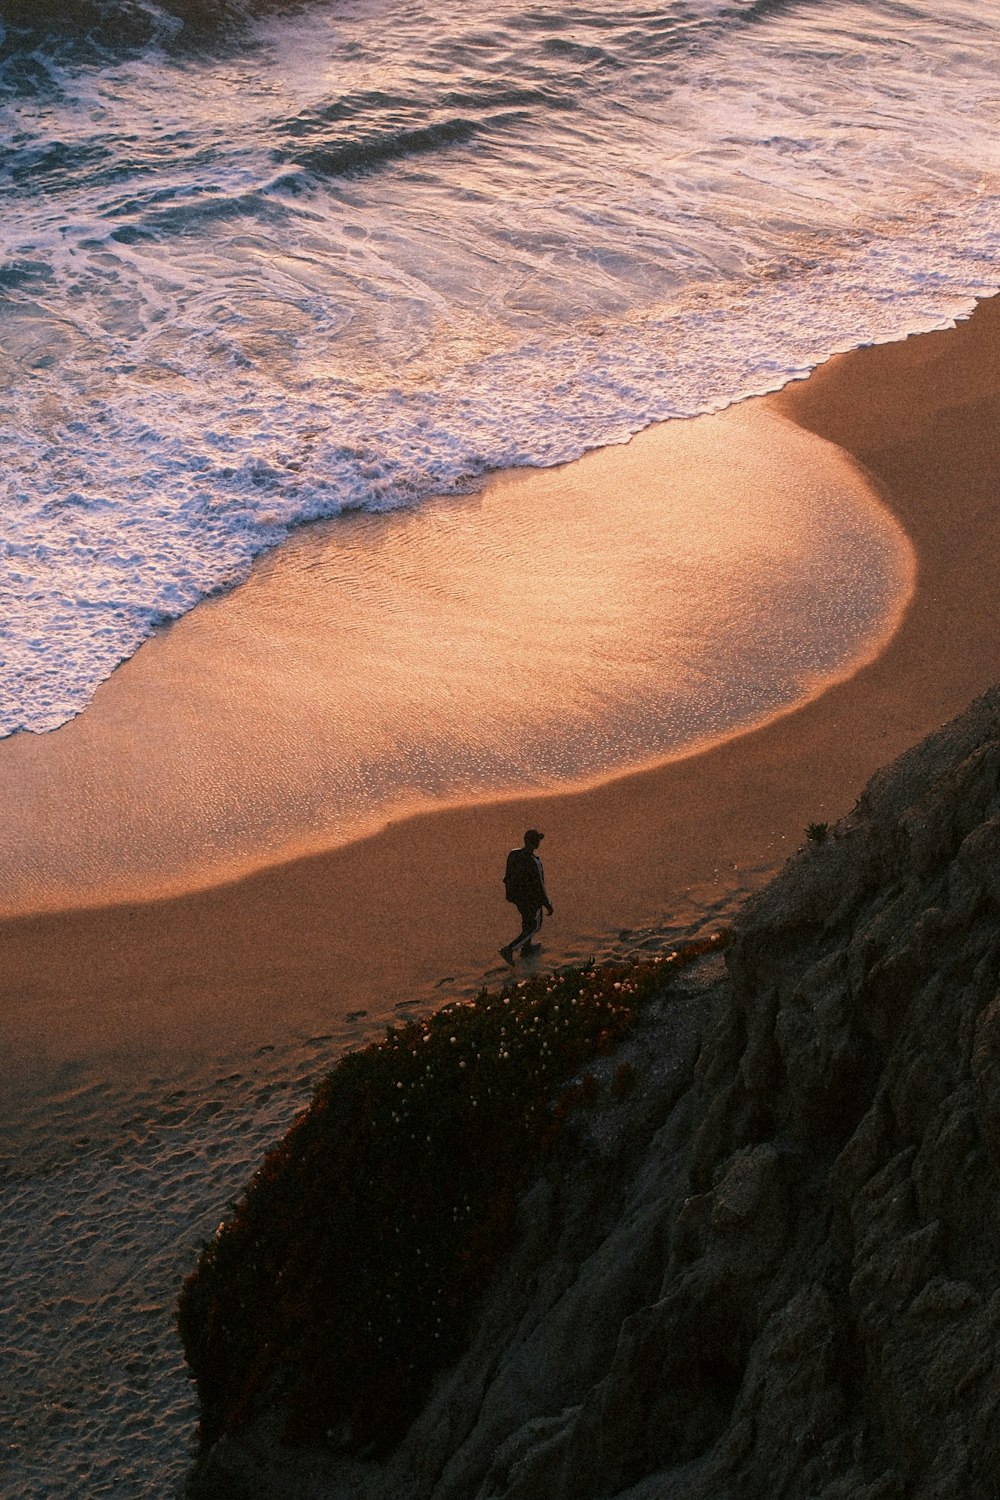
[0, 399, 911, 920]
[4, 296, 1000, 1099]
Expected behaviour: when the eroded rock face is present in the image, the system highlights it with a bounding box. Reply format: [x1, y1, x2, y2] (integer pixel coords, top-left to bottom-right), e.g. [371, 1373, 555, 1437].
[191, 686, 1000, 1500]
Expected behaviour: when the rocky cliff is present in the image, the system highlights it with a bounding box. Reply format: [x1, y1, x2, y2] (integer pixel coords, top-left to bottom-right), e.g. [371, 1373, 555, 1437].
[190, 684, 1000, 1500]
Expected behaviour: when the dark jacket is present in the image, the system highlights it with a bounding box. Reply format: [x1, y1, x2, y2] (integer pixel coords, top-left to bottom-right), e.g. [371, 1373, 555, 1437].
[504, 847, 548, 909]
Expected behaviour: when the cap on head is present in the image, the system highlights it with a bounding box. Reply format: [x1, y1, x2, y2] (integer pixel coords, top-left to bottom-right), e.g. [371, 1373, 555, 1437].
[524, 829, 543, 848]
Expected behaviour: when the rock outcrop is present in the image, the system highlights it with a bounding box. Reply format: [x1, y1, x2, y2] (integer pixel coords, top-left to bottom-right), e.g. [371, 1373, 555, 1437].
[191, 685, 1000, 1500]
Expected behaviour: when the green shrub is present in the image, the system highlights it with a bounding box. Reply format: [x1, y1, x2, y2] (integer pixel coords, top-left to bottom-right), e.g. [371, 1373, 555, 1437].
[805, 821, 830, 844]
[178, 935, 726, 1456]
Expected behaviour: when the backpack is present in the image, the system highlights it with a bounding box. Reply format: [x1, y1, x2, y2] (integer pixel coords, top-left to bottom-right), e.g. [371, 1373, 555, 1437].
[503, 847, 535, 905]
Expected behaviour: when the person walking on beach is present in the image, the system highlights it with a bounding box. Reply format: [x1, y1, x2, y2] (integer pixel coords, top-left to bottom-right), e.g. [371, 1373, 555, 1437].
[500, 829, 553, 964]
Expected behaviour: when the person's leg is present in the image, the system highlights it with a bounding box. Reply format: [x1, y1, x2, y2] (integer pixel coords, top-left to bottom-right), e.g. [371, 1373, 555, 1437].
[500, 904, 542, 963]
[516, 903, 543, 952]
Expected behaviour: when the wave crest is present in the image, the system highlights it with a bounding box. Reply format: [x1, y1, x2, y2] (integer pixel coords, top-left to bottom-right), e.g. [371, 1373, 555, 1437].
[281, 118, 481, 182]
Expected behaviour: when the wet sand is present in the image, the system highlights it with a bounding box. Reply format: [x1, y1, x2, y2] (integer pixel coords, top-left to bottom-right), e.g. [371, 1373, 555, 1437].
[4, 297, 1000, 1108]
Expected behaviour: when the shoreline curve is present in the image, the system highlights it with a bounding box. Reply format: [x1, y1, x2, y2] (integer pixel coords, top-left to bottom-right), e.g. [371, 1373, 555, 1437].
[0, 403, 911, 920]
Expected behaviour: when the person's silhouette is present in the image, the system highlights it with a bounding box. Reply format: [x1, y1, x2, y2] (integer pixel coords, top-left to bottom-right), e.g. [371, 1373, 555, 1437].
[500, 829, 553, 964]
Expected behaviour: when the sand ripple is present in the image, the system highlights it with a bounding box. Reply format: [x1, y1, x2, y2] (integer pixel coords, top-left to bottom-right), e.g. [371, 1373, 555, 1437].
[0, 1034, 345, 1498]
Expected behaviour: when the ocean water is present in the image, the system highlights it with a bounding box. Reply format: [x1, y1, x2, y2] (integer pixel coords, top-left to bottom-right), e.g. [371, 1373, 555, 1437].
[2, 0, 999, 738]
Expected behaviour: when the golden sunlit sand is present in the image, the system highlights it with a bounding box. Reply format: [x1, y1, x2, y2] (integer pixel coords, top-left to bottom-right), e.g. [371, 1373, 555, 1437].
[0, 402, 910, 917]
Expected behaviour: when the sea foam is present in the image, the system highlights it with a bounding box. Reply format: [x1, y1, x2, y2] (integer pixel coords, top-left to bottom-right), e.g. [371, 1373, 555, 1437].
[1, 0, 999, 735]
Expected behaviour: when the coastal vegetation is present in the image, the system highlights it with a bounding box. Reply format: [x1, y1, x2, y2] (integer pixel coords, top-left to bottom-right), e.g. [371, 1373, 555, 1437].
[177, 935, 726, 1456]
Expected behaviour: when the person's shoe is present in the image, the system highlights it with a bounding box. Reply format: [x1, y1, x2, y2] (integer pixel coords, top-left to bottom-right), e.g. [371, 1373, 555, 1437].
[520, 941, 539, 954]
[499, 945, 516, 965]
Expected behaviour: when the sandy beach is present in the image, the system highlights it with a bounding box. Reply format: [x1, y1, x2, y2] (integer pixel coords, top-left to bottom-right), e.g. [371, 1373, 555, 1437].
[3, 293, 1000, 1496]
[4, 297, 1000, 1099]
